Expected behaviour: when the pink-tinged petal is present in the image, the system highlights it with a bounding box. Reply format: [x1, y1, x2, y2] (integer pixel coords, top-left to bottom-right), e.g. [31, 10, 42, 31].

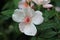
[23, 23, 37, 36]
[12, 9, 25, 22]
[18, 1, 29, 9]
[30, 2, 34, 8]
[43, 4, 53, 8]
[32, 11, 44, 25]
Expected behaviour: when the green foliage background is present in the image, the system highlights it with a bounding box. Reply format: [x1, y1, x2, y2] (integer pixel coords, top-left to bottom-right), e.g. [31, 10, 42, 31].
[0, 0, 60, 40]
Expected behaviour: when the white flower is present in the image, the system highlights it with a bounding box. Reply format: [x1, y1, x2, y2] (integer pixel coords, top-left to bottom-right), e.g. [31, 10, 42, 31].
[32, 0, 53, 8]
[55, 7, 60, 12]
[18, 1, 29, 9]
[43, 4, 53, 8]
[12, 7, 44, 36]
[32, 0, 50, 5]
[18, 0, 34, 9]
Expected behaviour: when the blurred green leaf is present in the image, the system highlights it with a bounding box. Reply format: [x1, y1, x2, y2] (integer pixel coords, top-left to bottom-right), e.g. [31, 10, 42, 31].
[46, 38, 56, 40]
[37, 38, 46, 40]
[55, 0, 60, 7]
[13, 0, 20, 7]
[0, 15, 10, 24]
[56, 39, 60, 40]
[0, 32, 8, 40]
[31, 37, 36, 40]
[5, 25, 14, 34]
[43, 9, 56, 22]
[12, 22, 21, 35]
[39, 30, 57, 38]
[54, 16, 60, 30]
[2, 1, 15, 10]
[1, 10, 14, 17]
[37, 21, 56, 31]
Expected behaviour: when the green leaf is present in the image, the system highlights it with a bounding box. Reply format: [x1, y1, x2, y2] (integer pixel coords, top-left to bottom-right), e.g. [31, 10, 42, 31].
[39, 30, 57, 38]
[2, 2, 15, 10]
[58, 30, 60, 33]
[5, 25, 14, 34]
[12, 22, 21, 35]
[0, 15, 10, 24]
[37, 21, 56, 31]
[53, 16, 60, 30]
[13, 0, 20, 7]
[0, 32, 7, 40]
[31, 37, 36, 40]
[47, 38, 56, 40]
[1, 10, 14, 17]
[43, 9, 56, 22]
[55, 0, 60, 7]
[37, 38, 45, 40]
[56, 39, 60, 40]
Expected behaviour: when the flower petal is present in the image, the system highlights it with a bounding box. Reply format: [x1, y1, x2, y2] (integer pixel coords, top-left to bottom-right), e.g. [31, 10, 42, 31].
[18, 1, 29, 9]
[43, 4, 53, 8]
[32, 0, 38, 4]
[43, 0, 50, 4]
[25, 7, 35, 17]
[23, 23, 37, 36]
[55, 7, 60, 12]
[30, 2, 34, 8]
[19, 22, 26, 32]
[12, 9, 25, 22]
[19, 23, 37, 36]
[32, 11, 44, 25]
[35, 11, 43, 16]
[18, 2, 26, 9]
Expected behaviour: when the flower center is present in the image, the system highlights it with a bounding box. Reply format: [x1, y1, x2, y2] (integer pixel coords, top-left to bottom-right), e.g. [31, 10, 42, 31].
[24, 17, 31, 23]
